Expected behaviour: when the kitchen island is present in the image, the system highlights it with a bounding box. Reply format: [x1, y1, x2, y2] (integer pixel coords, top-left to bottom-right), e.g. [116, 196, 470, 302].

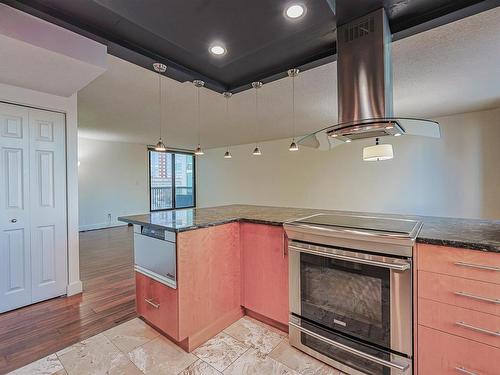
[120, 204, 500, 252]
[119, 205, 499, 374]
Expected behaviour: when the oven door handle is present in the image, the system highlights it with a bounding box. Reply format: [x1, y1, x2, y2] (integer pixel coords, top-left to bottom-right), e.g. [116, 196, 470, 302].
[289, 321, 410, 372]
[288, 245, 410, 271]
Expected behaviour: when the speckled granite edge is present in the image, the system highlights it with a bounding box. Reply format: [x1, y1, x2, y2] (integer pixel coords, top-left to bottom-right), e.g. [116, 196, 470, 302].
[118, 205, 500, 253]
[118, 216, 285, 232]
[414, 237, 498, 252]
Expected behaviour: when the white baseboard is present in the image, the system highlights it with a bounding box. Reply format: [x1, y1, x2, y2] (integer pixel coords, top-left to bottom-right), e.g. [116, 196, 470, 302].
[79, 221, 128, 232]
[67, 280, 83, 296]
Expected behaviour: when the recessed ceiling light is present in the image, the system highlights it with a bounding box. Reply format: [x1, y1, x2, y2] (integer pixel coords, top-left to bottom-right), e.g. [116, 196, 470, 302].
[210, 45, 226, 55]
[286, 4, 305, 19]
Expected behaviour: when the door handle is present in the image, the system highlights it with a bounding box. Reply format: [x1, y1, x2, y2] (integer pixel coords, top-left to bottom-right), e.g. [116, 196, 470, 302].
[455, 366, 477, 375]
[454, 261, 500, 272]
[454, 291, 500, 304]
[144, 298, 160, 309]
[10, 219, 17, 223]
[455, 321, 500, 337]
[288, 245, 410, 271]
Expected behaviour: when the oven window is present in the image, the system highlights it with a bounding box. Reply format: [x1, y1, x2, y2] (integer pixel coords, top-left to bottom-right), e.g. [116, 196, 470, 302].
[300, 252, 390, 347]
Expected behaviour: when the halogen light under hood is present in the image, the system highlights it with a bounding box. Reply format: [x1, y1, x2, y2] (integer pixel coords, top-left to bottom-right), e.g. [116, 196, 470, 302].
[299, 8, 440, 150]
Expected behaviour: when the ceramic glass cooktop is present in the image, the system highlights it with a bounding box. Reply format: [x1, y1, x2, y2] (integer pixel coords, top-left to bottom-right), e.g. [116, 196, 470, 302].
[293, 214, 421, 235]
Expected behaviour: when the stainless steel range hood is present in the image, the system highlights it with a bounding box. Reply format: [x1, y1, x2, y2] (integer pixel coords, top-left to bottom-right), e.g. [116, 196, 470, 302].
[300, 8, 440, 150]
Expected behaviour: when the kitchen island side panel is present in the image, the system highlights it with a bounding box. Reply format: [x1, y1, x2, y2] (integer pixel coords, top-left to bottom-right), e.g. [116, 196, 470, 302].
[176, 223, 243, 346]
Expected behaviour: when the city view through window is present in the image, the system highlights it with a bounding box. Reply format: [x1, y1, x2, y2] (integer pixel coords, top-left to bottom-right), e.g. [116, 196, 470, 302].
[149, 151, 194, 210]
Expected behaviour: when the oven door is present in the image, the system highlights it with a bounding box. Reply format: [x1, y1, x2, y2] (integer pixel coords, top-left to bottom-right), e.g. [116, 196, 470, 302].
[289, 241, 412, 356]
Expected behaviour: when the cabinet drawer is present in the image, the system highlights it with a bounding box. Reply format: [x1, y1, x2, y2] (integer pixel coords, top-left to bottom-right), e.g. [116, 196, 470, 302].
[418, 245, 500, 284]
[136, 272, 179, 340]
[419, 271, 500, 316]
[419, 325, 500, 375]
[419, 298, 500, 348]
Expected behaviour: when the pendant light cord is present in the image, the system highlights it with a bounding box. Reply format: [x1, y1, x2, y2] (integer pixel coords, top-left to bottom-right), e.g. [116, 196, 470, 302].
[158, 72, 162, 140]
[292, 74, 295, 140]
[255, 86, 259, 146]
[226, 95, 230, 151]
[197, 85, 201, 145]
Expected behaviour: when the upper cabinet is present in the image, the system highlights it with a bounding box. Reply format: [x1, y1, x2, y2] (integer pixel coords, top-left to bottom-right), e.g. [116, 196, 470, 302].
[240, 223, 289, 326]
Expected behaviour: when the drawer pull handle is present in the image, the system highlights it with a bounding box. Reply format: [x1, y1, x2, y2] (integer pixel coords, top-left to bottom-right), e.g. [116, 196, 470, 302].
[456, 321, 500, 337]
[454, 261, 500, 272]
[145, 298, 160, 309]
[455, 366, 477, 375]
[454, 291, 500, 304]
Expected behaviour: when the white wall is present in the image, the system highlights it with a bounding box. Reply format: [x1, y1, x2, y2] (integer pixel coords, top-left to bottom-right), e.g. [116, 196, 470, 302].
[78, 137, 149, 230]
[197, 108, 500, 220]
[0, 82, 82, 295]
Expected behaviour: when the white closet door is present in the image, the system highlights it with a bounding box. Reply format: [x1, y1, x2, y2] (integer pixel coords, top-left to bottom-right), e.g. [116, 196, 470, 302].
[29, 108, 67, 303]
[0, 103, 32, 313]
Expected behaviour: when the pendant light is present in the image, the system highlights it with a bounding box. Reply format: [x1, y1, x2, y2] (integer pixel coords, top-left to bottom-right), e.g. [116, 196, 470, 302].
[251, 81, 263, 155]
[223, 91, 233, 159]
[363, 138, 394, 161]
[193, 80, 205, 155]
[288, 68, 300, 151]
[153, 63, 167, 151]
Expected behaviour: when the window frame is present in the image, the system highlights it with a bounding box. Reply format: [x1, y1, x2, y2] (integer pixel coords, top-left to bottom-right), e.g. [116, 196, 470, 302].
[148, 148, 196, 212]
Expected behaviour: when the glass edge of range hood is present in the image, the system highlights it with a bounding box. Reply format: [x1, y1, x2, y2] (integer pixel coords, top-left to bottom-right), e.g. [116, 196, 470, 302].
[297, 117, 440, 148]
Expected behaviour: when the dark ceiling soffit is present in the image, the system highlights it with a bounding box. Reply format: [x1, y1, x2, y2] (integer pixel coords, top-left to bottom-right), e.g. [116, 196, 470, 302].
[1, 0, 227, 92]
[230, 52, 337, 94]
[4, 0, 500, 94]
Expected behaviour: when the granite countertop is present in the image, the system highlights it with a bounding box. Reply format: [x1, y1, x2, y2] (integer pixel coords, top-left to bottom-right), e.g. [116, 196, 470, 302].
[119, 205, 500, 253]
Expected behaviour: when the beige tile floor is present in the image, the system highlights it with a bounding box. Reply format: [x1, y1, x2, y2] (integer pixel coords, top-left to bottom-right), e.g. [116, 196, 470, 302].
[8, 316, 345, 375]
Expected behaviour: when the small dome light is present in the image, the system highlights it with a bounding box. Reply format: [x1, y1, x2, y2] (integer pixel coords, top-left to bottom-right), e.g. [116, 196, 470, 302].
[154, 138, 167, 152]
[252, 146, 262, 156]
[345, 139, 352, 143]
[194, 144, 204, 156]
[210, 45, 226, 55]
[289, 140, 299, 151]
[394, 133, 402, 137]
[286, 4, 305, 19]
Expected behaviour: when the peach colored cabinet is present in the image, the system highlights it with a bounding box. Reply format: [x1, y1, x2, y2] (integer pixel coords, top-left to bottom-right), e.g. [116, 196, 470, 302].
[136, 223, 243, 352]
[419, 325, 500, 375]
[417, 244, 500, 374]
[176, 222, 243, 350]
[419, 270, 500, 316]
[136, 272, 179, 339]
[418, 244, 500, 284]
[240, 223, 289, 325]
[419, 298, 500, 349]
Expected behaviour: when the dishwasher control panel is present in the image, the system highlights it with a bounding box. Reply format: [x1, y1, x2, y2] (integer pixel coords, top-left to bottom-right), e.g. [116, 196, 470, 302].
[141, 226, 166, 240]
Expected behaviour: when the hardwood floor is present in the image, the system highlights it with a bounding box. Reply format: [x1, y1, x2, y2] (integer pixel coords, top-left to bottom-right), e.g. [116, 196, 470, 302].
[0, 226, 137, 374]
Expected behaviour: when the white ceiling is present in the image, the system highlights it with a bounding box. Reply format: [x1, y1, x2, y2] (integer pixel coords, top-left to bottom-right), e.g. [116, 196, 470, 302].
[77, 7, 500, 149]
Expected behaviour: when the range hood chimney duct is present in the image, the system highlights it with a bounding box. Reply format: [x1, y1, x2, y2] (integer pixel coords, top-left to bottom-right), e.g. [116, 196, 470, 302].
[338, 8, 393, 123]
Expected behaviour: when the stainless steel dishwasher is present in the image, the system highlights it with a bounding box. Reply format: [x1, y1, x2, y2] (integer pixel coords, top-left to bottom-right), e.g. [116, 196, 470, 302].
[133, 225, 177, 289]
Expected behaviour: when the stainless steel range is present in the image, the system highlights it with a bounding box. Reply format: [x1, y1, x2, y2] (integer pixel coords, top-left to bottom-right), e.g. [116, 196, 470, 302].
[284, 214, 422, 375]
